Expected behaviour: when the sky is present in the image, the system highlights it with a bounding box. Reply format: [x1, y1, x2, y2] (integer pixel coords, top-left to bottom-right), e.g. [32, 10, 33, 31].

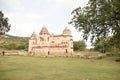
[0, 0, 92, 48]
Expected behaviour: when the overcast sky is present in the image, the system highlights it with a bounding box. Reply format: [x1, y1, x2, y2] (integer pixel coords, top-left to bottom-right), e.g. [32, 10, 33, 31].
[0, 0, 92, 48]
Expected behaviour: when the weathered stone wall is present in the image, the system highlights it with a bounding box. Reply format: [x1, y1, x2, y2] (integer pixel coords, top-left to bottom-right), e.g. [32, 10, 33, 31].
[28, 26, 73, 56]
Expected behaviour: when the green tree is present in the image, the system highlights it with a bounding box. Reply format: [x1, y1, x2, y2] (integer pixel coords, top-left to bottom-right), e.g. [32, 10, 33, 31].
[94, 37, 110, 53]
[94, 37, 120, 54]
[69, 0, 120, 49]
[73, 40, 86, 51]
[0, 42, 28, 50]
[0, 11, 11, 34]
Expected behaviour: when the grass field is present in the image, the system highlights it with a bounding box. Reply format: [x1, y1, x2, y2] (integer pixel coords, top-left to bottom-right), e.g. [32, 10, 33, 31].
[0, 56, 120, 80]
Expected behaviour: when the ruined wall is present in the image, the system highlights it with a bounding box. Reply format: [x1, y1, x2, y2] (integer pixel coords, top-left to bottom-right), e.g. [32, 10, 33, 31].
[28, 26, 73, 56]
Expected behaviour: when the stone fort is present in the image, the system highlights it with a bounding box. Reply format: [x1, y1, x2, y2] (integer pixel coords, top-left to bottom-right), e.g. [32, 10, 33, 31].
[28, 26, 73, 56]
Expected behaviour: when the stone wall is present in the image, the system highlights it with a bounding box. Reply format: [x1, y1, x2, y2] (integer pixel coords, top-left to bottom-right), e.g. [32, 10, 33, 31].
[29, 26, 73, 56]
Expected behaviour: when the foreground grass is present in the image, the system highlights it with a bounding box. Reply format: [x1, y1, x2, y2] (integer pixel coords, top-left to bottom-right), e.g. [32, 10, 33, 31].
[0, 56, 120, 80]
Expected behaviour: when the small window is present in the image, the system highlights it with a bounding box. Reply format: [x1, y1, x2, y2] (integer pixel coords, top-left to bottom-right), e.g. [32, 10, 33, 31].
[32, 42, 35, 44]
[70, 39, 73, 41]
[51, 41, 54, 43]
[48, 37, 49, 41]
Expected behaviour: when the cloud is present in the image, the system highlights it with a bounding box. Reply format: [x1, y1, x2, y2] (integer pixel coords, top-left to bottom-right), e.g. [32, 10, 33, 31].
[0, 0, 92, 48]
[6, 12, 43, 36]
[1, 0, 89, 36]
[53, 0, 89, 8]
[0, 0, 24, 12]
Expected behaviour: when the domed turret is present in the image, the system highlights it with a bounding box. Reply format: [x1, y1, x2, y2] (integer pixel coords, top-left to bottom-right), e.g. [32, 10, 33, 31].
[63, 27, 71, 35]
[30, 31, 37, 39]
[39, 26, 49, 35]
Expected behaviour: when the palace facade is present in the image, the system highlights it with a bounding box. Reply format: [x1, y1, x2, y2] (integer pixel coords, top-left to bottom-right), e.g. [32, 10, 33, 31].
[28, 26, 73, 56]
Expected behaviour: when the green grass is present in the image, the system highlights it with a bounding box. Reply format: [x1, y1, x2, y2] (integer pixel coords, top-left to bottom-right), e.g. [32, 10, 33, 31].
[0, 56, 120, 80]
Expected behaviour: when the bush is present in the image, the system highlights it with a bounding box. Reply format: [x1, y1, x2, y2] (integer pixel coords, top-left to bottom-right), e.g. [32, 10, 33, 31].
[0, 42, 28, 50]
[106, 52, 120, 57]
[96, 54, 106, 59]
[73, 40, 86, 51]
[115, 58, 120, 62]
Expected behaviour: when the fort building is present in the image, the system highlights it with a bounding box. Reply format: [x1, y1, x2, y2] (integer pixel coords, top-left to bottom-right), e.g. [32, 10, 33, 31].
[28, 26, 73, 56]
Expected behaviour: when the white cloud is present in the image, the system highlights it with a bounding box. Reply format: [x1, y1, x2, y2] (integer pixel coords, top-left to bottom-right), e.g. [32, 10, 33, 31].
[1, 0, 92, 48]
[26, 13, 42, 20]
[6, 12, 43, 36]
[0, 0, 24, 12]
[53, 0, 89, 8]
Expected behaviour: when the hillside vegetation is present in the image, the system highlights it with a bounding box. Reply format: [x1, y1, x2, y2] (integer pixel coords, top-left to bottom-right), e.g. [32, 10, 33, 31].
[0, 34, 29, 50]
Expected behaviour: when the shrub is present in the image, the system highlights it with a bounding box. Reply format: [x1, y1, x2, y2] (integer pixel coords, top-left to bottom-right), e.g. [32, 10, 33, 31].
[73, 40, 86, 51]
[115, 58, 120, 62]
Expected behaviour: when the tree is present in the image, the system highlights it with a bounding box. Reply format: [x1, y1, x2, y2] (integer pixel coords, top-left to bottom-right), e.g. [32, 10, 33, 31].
[73, 40, 86, 51]
[0, 11, 11, 34]
[93, 37, 110, 53]
[69, 0, 120, 49]
[94, 36, 120, 54]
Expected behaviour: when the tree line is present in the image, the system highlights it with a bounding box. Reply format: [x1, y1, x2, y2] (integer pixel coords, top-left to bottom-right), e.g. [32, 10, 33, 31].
[0, 42, 28, 50]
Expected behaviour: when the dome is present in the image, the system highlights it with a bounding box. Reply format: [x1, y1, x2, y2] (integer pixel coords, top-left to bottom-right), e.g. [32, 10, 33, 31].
[39, 26, 49, 35]
[30, 32, 37, 39]
[63, 27, 71, 35]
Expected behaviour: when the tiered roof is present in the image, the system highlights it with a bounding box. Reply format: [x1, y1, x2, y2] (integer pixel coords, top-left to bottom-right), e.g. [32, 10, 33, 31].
[39, 26, 49, 35]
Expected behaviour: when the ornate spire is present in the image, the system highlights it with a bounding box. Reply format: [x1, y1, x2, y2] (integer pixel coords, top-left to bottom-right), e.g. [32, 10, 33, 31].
[39, 26, 49, 35]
